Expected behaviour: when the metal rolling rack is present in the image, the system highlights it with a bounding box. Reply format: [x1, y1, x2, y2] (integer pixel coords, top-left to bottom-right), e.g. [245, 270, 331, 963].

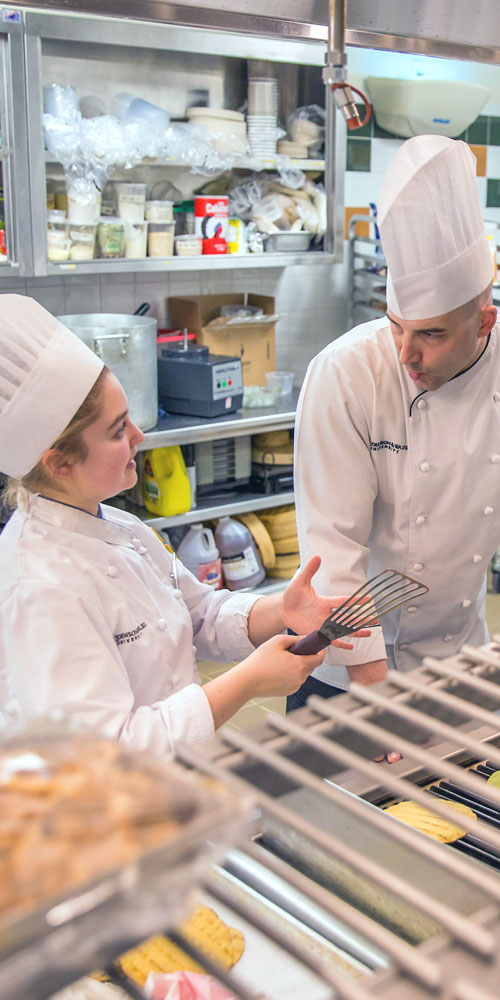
[347, 214, 387, 329]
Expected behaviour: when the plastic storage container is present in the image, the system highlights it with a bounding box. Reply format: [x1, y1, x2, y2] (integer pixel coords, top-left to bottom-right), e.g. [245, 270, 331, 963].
[68, 223, 96, 260]
[215, 515, 266, 590]
[97, 217, 125, 258]
[177, 525, 222, 589]
[148, 222, 175, 257]
[143, 446, 191, 516]
[124, 220, 148, 258]
[117, 182, 146, 222]
[146, 200, 174, 222]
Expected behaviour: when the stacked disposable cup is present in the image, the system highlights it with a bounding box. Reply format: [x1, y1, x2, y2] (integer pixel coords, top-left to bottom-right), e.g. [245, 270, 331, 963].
[247, 78, 277, 159]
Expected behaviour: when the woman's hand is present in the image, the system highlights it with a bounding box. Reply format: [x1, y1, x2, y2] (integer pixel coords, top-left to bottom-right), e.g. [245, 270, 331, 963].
[281, 556, 371, 649]
[204, 634, 326, 728]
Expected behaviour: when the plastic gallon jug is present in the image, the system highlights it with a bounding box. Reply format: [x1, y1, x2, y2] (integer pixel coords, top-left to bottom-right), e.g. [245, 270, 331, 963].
[177, 524, 222, 589]
[215, 515, 266, 590]
[143, 446, 191, 517]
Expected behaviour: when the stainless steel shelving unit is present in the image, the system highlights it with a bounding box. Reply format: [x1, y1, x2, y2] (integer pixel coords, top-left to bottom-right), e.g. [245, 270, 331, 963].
[347, 214, 386, 328]
[110, 391, 299, 590]
[138, 389, 299, 450]
[22, 7, 344, 277]
[0, 9, 33, 277]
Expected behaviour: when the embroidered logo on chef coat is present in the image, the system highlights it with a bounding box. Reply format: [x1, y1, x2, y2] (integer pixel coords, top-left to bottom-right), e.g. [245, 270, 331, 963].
[114, 622, 147, 646]
[370, 440, 408, 454]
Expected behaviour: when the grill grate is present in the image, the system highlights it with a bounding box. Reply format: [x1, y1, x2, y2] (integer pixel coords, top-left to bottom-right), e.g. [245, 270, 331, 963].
[177, 637, 500, 1000]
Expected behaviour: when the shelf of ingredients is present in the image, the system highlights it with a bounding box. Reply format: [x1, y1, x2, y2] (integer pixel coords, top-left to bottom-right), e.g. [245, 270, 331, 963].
[45, 153, 325, 172]
[111, 488, 295, 531]
[47, 250, 331, 274]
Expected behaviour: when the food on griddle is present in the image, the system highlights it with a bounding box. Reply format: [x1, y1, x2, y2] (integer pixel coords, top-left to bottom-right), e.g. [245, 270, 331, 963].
[0, 732, 200, 921]
[117, 904, 245, 986]
[487, 770, 500, 787]
[384, 799, 477, 843]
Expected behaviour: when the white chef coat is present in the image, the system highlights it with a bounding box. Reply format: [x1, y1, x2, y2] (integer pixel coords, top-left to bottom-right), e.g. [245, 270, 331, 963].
[294, 317, 500, 689]
[0, 494, 258, 752]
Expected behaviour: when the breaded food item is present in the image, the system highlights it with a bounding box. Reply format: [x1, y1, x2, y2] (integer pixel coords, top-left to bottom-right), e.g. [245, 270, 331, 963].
[0, 735, 197, 921]
[117, 905, 245, 987]
[384, 799, 477, 843]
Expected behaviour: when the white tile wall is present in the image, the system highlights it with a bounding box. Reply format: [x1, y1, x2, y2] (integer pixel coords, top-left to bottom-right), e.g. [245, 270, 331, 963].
[1, 257, 351, 385]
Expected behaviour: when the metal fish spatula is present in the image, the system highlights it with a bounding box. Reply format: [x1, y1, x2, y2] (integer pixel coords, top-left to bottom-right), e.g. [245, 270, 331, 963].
[289, 569, 429, 655]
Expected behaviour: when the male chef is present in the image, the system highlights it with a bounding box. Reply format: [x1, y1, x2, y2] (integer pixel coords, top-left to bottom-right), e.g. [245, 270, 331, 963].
[290, 133, 500, 710]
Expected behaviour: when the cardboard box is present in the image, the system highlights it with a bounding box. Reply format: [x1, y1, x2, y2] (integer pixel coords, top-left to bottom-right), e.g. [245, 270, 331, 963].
[168, 293, 276, 386]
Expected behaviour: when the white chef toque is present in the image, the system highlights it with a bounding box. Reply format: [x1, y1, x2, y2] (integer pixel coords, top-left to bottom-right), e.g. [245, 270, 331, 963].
[0, 294, 103, 478]
[378, 134, 492, 320]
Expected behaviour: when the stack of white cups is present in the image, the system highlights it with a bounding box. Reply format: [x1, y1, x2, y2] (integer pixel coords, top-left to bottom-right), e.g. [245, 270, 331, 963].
[247, 78, 278, 159]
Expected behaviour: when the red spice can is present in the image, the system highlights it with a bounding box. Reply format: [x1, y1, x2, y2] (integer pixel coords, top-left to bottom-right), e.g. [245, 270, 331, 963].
[194, 195, 228, 254]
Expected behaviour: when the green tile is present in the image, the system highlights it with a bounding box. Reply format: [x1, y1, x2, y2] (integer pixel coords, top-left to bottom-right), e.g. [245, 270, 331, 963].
[349, 102, 372, 137]
[467, 114, 488, 145]
[346, 137, 371, 171]
[487, 178, 500, 208]
[489, 117, 500, 146]
[456, 129, 469, 142]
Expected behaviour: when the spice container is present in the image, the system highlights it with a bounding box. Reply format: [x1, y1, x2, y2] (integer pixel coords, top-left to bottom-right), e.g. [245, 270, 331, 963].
[146, 200, 173, 223]
[47, 232, 71, 261]
[148, 222, 175, 257]
[124, 220, 148, 258]
[175, 234, 202, 256]
[69, 223, 96, 261]
[47, 210, 68, 233]
[97, 217, 125, 258]
[117, 182, 146, 222]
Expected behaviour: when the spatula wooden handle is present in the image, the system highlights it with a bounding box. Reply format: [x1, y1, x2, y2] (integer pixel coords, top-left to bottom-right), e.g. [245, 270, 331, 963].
[288, 630, 331, 655]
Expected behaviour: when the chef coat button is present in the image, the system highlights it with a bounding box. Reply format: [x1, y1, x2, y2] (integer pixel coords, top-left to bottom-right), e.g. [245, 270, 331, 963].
[413, 562, 423, 572]
[491, 454, 500, 464]
[158, 619, 167, 630]
[443, 633, 453, 643]
[419, 461, 430, 473]
[172, 588, 183, 598]
[494, 392, 500, 402]
[472, 553, 483, 564]
[139, 545, 148, 554]
[483, 506, 494, 516]
[107, 565, 117, 577]
[415, 514, 427, 525]
[462, 599, 472, 608]
[172, 673, 179, 684]
[407, 605, 417, 613]
[417, 398, 427, 410]
[131, 537, 141, 549]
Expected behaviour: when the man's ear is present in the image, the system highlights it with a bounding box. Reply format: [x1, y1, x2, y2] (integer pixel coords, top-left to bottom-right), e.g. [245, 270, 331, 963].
[41, 449, 75, 481]
[479, 304, 497, 339]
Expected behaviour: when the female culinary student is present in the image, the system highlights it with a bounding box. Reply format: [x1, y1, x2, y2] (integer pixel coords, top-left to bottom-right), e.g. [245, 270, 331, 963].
[0, 295, 368, 754]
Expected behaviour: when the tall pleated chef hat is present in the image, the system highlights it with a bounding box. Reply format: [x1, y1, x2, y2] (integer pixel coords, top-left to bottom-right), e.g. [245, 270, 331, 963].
[378, 134, 492, 320]
[0, 294, 103, 478]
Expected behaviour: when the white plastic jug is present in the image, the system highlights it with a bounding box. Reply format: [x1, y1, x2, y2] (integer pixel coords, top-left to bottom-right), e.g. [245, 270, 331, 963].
[177, 524, 222, 590]
[215, 516, 266, 590]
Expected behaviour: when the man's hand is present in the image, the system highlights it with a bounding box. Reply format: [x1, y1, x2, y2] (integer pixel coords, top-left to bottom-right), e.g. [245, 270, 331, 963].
[347, 659, 401, 763]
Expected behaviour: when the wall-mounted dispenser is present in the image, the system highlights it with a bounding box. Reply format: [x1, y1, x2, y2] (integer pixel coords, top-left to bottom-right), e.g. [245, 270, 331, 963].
[364, 78, 490, 138]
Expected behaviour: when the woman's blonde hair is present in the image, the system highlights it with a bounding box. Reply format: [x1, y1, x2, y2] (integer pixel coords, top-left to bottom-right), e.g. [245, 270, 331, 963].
[3, 366, 110, 510]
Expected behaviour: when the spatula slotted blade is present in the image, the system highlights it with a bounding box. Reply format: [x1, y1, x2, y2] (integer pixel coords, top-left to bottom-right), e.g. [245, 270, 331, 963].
[289, 569, 428, 656]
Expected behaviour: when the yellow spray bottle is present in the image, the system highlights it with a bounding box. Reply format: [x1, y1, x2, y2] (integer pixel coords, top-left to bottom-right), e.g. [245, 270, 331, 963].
[143, 446, 191, 517]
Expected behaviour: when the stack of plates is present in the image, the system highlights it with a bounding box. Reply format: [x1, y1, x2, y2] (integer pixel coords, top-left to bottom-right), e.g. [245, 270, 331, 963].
[277, 139, 309, 158]
[247, 113, 277, 159]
